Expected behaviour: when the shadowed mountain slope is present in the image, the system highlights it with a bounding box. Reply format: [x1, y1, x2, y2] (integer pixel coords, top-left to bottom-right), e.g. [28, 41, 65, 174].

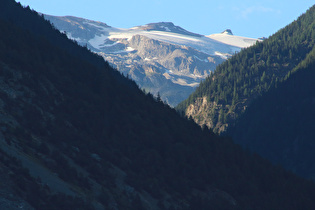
[229, 46, 315, 181]
[0, 0, 315, 209]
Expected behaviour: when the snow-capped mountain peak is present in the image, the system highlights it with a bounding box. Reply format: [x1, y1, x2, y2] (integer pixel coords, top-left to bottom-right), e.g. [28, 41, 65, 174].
[136, 22, 202, 37]
[43, 14, 260, 106]
[221, 29, 233, 35]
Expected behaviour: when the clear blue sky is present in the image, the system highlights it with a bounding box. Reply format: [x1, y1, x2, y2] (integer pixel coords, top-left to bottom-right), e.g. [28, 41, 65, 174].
[17, 0, 313, 38]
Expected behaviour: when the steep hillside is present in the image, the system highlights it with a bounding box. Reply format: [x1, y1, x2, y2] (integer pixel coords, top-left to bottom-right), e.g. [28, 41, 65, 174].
[1, 1, 315, 209]
[229, 46, 315, 180]
[44, 14, 259, 106]
[177, 5, 315, 133]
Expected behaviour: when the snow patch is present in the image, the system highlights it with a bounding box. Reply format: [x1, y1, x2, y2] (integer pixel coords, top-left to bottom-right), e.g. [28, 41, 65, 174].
[66, 32, 82, 42]
[193, 55, 209, 62]
[214, 51, 230, 59]
[172, 78, 199, 87]
[88, 25, 259, 56]
[160, 26, 171, 32]
[88, 34, 109, 49]
[126, 47, 135, 52]
[163, 69, 205, 87]
[100, 42, 119, 47]
[85, 21, 108, 31]
[207, 33, 259, 49]
[108, 47, 135, 54]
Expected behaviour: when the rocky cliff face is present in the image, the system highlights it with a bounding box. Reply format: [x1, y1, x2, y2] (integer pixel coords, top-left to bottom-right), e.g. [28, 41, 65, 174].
[99, 34, 223, 105]
[185, 96, 248, 133]
[44, 15, 258, 106]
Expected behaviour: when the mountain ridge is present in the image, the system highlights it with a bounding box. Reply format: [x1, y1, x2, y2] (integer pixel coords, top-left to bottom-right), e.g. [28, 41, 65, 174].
[44, 14, 259, 106]
[1, 1, 315, 209]
[134, 21, 203, 37]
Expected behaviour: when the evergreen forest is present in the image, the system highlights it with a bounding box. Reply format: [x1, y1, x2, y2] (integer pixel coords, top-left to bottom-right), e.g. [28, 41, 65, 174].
[176, 5, 315, 133]
[0, 0, 314, 209]
[229, 45, 315, 180]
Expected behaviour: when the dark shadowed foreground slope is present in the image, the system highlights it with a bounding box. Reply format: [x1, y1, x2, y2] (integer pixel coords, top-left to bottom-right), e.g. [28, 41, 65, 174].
[229, 46, 315, 181]
[0, 0, 315, 209]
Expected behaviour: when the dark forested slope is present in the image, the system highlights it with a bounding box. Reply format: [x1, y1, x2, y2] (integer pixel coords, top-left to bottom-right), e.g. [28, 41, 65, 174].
[0, 0, 315, 209]
[177, 5, 315, 133]
[229, 46, 315, 181]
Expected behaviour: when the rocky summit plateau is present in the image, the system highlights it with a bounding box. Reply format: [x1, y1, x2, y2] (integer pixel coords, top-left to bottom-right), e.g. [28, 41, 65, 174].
[44, 15, 260, 106]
